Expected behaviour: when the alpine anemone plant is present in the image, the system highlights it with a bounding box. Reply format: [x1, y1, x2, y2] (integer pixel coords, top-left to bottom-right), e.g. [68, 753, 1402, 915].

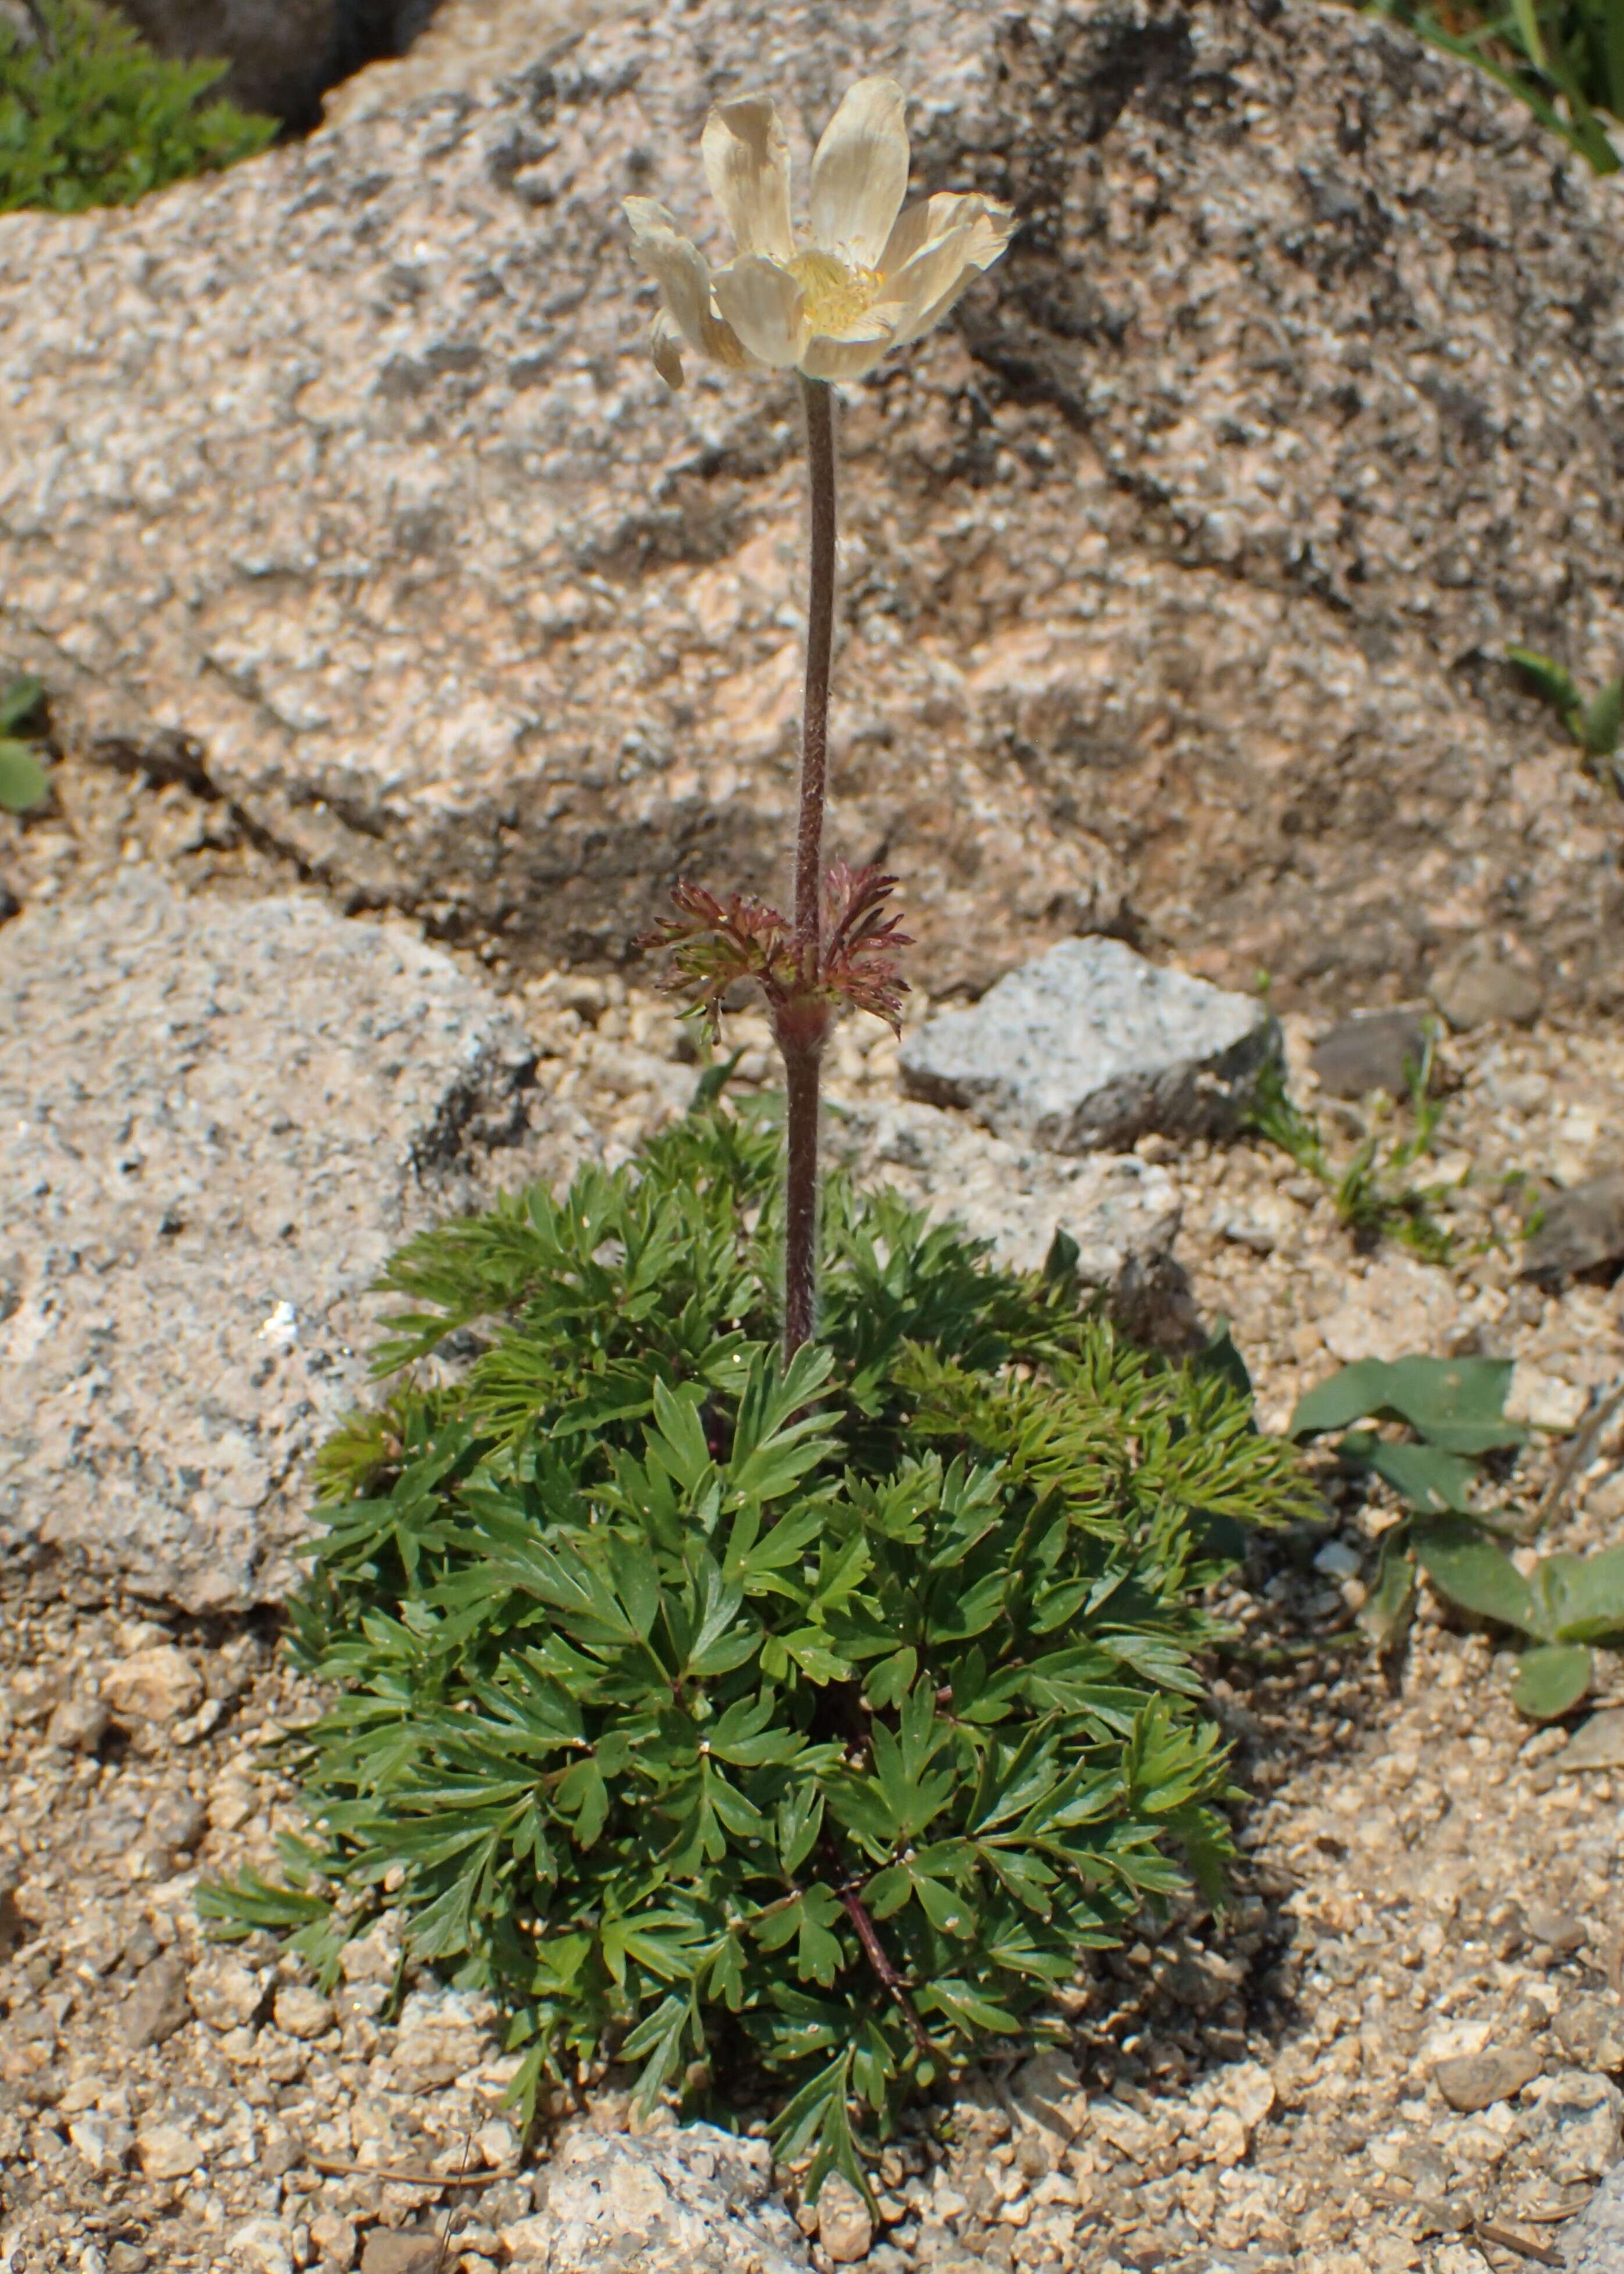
[196, 77, 1314, 2209]
[626, 77, 1014, 1355]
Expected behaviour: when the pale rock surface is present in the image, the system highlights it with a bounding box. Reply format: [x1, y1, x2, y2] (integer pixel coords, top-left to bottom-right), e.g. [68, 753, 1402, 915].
[899, 939, 1278, 1150]
[0, 872, 600, 1611]
[502, 2122, 812, 2272]
[3, 0, 1623, 1012]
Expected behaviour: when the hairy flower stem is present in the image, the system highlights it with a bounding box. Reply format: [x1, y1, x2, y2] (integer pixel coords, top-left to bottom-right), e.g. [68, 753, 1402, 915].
[781, 374, 838, 1360]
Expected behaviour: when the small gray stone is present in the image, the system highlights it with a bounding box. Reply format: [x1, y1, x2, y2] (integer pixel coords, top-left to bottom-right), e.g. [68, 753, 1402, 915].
[102, 1645, 203, 1724]
[1433, 2045, 1543, 2112]
[273, 1983, 335, 2041]
[119, 1954, 193, 2051]
[503, 2122, 811, 2272]
[44, 1693, 110, 1753]
[900, 939, 1279, 1154]
[1012, 2046, 1082, 2138]
[1526, 2072, 1623, 2184]
[145, 1785, 208, 1858]
[135, 2118, 204, 2179]
[1561, 1710, 1624, 1771]
[358, 2235, 440, 2274]
[1555, 1994, 1624, 2075]
[1430, 947, 1545, 1032]
[186, 1949, 266, 2033]
[1562, 2159, 1624, 2273]
[1526, 1905, 1590, 1957]
[479, 2177, 535, 2226]
[1523, 1171, 1624, 1280]
[67, 2110, 134, 2177]
[1309, 1009, 1433, 1099]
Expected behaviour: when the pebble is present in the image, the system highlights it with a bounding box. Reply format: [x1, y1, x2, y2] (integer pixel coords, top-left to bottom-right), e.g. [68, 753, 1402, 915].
[67, 2111, 133, 2176]
[1309, 1009, 1433, 1100]
[1433, 2046, 1543, 2112]
[134, 2120, 204, 2179]
[102, 1646, 204, 1724]
[226, 2219, 298, 2274]
[118, 1955, 193, 2051]
[1561, 1708, 1624, 1770]
[816, 2173, 876, 2264]
[272, 1982, 335, 2040]
[310, 2212, 360, 2269]
[358, 2232, 443, 2274]
[187, 1950, 266, 2032]
[45, 1694, 111, 1753]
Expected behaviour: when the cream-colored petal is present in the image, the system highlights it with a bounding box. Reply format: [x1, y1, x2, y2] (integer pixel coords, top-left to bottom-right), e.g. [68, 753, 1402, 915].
[808, 76, 909, 268]
[650, 312, 685, 389]
[712, 254, 808, 368]
[879, 190, 986, 277]
[873, 225, 978, 341]
[701, 96, 795, 261]
[623, 197, 714, 356]
[798, 329, 895, 381]
[886, 205, 1015, 343]
[624, 196, 752, 369]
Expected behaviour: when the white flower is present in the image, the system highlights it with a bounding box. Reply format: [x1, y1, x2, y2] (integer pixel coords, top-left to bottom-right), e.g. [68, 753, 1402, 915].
[623, 76, 1014, 388]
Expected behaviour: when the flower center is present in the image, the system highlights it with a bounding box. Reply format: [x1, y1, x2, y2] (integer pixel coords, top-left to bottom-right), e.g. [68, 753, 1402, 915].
[787, 248, 882, 333]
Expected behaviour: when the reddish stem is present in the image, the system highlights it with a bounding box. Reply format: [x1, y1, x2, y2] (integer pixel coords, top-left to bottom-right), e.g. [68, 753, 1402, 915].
[781, 375, 837, 1360]
[822, 1840, 933, 2062]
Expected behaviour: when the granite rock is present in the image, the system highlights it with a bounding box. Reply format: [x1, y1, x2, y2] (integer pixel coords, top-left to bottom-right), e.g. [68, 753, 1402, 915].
[899, 939, 1278, 1153]
[3, 0, 1623, 1012]
[0, 872, 599, 1611]
[503, 2122, 812, 2272]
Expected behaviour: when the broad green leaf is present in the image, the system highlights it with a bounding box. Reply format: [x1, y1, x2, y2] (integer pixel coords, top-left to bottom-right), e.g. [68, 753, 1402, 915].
[1413, 1520, 1537, 1634]
[1533, 1547, 1624, 1645]
[1512, 1642, 1593, 1721]
[0, 738, 47, 814]
[1339, 1431, 1480, 1516]
[1288, 1356, 1523, 1453]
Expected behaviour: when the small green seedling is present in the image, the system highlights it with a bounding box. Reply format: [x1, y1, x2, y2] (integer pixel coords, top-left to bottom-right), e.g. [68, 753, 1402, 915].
[0, 675, 49, 814]
[1249, 1033, 1455, 1264]
[1290, 1354, 1623, 1715]
[1509, 645, 1623, 795]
